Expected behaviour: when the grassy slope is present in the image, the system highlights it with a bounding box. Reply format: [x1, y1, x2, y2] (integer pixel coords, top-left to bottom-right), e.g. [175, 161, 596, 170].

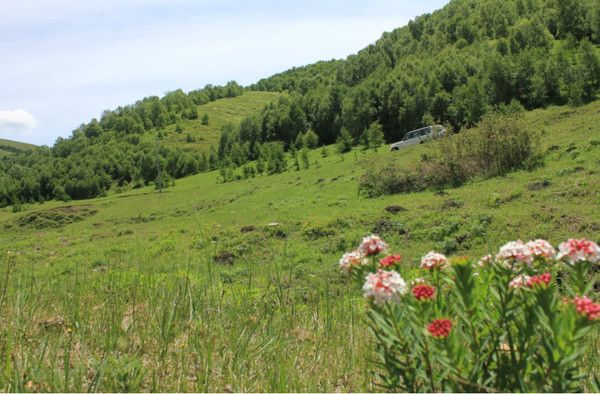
[142, 91, 281, 153]
[0, 138, 36, 157]
[0, 101, 599, 391]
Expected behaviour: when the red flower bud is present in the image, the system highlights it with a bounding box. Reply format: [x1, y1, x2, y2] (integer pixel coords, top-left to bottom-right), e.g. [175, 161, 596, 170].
[412, 284, 436, 301]
[427, 318, 452, 338]
[380, 254, 402, 267]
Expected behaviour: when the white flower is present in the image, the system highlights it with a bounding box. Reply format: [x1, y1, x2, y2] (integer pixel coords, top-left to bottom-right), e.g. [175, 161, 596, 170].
[509, 274, 531, 289]
[363, 269, 408, 304]
[526, 239, 556, 260]
[411, 277, 426, 285]
[358, 235, 387, 256]
[496, 240, 533, 267]
[420, 251, 448, 270]
[556, 238, 600, 265]
[339, 250, 367, 272]
[476, 254, 493, 267]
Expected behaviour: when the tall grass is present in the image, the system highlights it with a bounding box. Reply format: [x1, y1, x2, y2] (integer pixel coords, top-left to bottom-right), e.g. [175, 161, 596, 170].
[0, 246, 373, 392]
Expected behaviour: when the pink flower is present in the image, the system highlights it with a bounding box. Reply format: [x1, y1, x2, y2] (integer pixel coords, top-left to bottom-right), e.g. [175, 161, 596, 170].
[339, 250, 366, 272]
[496, 240, 533, 267]
[420, 251, 448, 270]
[427, 318, 452, 338]
[476, 254, 493, 267]
[412, 284, 436, 301]
[556, 239, 600, 265]
[359, 235, 388, 256]
[526, 239, 556, 260]
[509, 274, 531, 289]
[573, 296, 600, 320]
[380, 254, 402, 267]
[363, 269, 407, 304]
[526, 273, 552, 288]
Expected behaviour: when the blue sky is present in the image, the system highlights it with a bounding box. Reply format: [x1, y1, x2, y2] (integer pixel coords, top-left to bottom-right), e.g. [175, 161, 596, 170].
[0, 0, 448, 146]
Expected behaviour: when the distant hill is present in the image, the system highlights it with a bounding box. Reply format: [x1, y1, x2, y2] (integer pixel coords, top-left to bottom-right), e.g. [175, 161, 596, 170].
[0, 91, 280, 206]
[153, 91, 281, 153]
[0, 138, 36, 157]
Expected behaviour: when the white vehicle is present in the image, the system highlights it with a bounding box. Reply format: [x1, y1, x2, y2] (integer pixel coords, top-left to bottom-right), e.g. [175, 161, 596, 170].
[390, 125, 446, 151]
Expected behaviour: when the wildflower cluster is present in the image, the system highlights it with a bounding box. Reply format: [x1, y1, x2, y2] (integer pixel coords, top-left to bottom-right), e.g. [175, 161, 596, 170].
[339, 235, 600, 392]
[527, 239, 556, 259]
[420, 251, 447, 270]
[476, 254, 492, 267]
[363, 269, 407, 304]
[338, 234, 410, 285]
[379, 254, 402, 267]
[427, 318, 452, 338]
[573, 296, 600, 321]
[338, 250, 366, 272]
[527, 272, 552, 288]
[496, 240, 534, 265]
[338, 235, 392, 273]
[509, 274, 531, 288]
[492, 237, 600, 268]
[358, 235, 388, 256]
[557, 238, 600, 264]
[412, 283, 436, 301]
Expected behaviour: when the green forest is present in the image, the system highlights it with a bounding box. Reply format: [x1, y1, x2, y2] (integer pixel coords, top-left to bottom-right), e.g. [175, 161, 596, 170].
[2, 0, 600, 206]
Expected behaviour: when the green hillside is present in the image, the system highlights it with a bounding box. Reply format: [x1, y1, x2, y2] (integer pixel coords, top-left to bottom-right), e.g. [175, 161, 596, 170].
[152, 91, 281, 153]
[0, 138, 36, 157]
[0, 91, 280, 206]
[3, 0, 600, 207]
[1, 100, 598, 391]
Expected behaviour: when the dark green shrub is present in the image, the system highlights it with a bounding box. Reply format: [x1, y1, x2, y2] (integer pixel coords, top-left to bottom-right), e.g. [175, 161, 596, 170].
[358, 163, 425, 197]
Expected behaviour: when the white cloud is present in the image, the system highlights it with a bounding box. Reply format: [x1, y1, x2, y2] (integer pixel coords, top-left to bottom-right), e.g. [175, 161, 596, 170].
[0, 109, 37, 137]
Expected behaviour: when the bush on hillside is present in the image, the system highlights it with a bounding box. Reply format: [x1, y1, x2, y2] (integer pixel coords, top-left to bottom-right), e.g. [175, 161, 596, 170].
[336, 128, 354, 154]
[438, 111, 542, 181]
[358, 162, 424, 197]
[304, 129, 319, 149]
[260, 142, 287, 174]
[339, 236, 600, 392]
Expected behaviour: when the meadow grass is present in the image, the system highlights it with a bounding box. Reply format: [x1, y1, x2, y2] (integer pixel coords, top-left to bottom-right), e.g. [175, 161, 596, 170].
[0, 101, 599, 391]
[0, 138, 37, 157]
